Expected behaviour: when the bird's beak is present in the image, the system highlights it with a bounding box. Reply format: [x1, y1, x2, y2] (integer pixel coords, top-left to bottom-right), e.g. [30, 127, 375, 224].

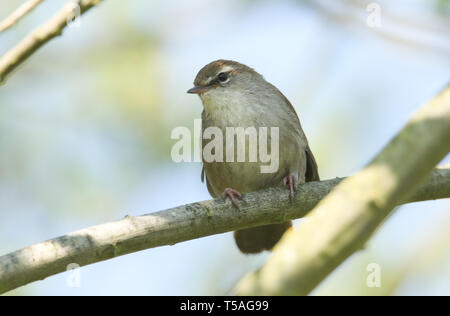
[187, 85, 209, 94]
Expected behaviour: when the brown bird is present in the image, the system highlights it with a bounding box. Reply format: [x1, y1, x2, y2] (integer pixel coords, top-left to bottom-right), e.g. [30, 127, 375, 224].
[188, 60, 319, 254]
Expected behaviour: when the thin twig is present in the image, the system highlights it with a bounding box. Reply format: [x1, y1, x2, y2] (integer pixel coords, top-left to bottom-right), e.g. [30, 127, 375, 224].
[0, 0, 44, 33]
[0, 0, 103, 84]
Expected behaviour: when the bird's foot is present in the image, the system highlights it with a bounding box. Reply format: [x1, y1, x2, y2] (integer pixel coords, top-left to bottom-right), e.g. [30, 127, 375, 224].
[283, 175, 297, 200]
[222, 188, 243, 209]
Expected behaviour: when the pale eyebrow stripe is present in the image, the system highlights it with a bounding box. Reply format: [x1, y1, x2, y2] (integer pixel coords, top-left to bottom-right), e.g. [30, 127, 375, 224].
[218, 65, 234, 73]
[205, 65, 235, 85]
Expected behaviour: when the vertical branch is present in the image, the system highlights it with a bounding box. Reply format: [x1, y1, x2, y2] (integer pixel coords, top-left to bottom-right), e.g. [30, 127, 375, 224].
[234, 85, 450, 295]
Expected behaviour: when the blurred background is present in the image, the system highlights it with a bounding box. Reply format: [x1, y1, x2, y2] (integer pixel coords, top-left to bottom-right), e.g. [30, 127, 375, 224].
[0, 0, 449, 295]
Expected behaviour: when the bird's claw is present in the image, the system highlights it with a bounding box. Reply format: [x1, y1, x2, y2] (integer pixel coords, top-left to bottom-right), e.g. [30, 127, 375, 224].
[283, 175, 297, 200]
[222, 188, 243, 209]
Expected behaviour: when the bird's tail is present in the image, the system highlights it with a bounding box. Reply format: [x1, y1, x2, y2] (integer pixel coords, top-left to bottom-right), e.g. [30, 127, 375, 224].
[233, 221, 292, 254]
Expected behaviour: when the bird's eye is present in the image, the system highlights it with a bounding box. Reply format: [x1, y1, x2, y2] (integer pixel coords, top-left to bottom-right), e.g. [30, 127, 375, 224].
[217, 72, 228, 82]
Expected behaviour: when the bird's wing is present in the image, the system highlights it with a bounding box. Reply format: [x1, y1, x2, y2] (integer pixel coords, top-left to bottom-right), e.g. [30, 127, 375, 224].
[201, 166, 205, 183]
[200, 110, 218, 197]
[305, 145, 320, 182]
[201, 166, 217, 197]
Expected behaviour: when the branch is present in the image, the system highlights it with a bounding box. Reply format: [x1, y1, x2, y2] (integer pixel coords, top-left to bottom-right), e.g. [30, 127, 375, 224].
[0, 167, 449, 294]
[0, 0, 44, 33]
[234, 85, 450, 295]
[0, 0, 104, 84]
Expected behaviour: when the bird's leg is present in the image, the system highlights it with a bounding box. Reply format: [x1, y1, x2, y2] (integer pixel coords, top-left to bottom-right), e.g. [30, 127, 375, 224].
[283, 175, 297, 199]
[222, 188, 243, 209]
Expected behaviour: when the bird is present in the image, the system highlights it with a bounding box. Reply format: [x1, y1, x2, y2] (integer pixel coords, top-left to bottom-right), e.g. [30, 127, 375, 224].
[187, 59, 319, 254]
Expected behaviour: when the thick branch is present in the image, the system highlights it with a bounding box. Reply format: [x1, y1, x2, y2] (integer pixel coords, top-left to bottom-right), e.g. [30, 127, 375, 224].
[234, 85, 450, 296]
[0, 0, 44, 33]
[0, 0, 103, 84]
[0, 167, 449, 294]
